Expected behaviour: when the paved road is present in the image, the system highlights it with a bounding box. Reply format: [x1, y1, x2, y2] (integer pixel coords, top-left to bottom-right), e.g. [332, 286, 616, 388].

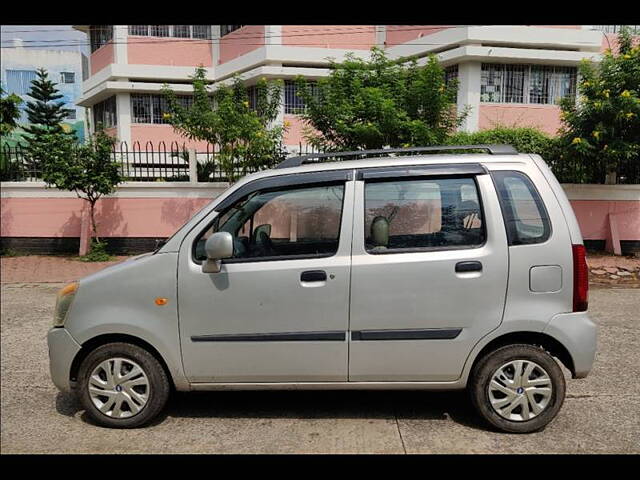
[1, 283, 638, 453]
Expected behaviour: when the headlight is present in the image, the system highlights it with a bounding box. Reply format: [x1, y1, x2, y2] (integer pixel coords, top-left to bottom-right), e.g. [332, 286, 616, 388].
[53, 282, 78, 327]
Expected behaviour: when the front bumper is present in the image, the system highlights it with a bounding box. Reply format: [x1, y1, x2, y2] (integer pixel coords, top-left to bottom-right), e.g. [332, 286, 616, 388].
[543, 311, 597, 378]
[47, 327, 82, 393]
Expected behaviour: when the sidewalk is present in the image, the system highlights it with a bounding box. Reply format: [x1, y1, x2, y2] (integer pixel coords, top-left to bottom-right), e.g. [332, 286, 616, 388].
[0, 255, 129, 284]
[1, 253, 639, 285]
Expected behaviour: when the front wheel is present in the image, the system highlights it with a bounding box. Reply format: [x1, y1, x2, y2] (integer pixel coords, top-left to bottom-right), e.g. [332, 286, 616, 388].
[77, 342, 170, 428]
[469, 344, 566, 433]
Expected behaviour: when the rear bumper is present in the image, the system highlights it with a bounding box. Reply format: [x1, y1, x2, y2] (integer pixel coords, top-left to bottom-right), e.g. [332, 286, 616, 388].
[543, 311, 597, 378]
[47, 327, 82, 393]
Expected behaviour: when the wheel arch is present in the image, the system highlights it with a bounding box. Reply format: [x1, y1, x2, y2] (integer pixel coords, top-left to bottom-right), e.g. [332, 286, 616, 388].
[69, 333, 178, 391]
[468, 331, 576, 379]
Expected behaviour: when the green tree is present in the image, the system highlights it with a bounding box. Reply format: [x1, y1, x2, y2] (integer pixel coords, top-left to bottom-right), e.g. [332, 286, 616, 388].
[23, 68, 76, 177]
[162, 66, 285, 182]
[40, 130, 121, 247]
[0, 85, 25, 179]
[295, 48, 467, 151]
[23, 68, 74, 138]
[1, 84, 23, 137]
[558, 27, 640, 183]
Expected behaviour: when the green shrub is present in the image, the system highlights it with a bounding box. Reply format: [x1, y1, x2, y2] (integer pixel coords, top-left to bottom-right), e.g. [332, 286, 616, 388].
[446, 126, 557, 158]
[78, 240, 113, 262]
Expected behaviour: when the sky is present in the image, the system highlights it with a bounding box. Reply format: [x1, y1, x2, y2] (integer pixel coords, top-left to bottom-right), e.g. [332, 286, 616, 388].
[0, 25, 90, 55]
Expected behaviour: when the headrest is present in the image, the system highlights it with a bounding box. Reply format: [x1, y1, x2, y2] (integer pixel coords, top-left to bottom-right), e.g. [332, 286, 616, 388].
[371, 216, 390, 247]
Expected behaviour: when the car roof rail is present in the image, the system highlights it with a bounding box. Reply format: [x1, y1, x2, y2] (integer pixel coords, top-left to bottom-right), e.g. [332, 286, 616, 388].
[276, 144, 518, 169]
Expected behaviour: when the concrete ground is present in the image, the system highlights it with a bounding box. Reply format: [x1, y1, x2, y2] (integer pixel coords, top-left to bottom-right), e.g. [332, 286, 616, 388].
[1, 281, 638, 454]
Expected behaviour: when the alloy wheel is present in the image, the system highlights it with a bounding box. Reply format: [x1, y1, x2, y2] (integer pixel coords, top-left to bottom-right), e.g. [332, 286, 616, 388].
[488, 359, 553, 422]
[88, 357, 150, 419]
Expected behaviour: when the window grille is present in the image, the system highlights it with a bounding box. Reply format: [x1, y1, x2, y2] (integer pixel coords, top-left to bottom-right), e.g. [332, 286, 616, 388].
[60, 72, 75, 84]
[66, 109, 77, 120]
[152, 95, 170, 124]
[128, 25, 149, 36]
[149, 25, 170, 37]
[131, 94, 193, 124]
[284, 80, 319, 114]
[192, 25, 211, 39]
[246, 85, 259, 111]
[176, 96, 194, 109]
[220, 25, 244, 37]
[131, 94, 152, 123]
[591, 25, 639, 34]
[444, 65, 458, 86]
[172, 25, 191, 38]
[481, 63, 577, 105]
[5, 70, 37, 96]
[481, 64, 503, 103]
[93, 96, 117, 129]
[128, 25, 211, 39]
[90, 26, 113, 53]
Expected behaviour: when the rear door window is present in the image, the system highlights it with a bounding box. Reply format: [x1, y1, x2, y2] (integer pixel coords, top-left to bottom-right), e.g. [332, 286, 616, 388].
[491, 170, 551, 245]
[364, 177, 485, 253]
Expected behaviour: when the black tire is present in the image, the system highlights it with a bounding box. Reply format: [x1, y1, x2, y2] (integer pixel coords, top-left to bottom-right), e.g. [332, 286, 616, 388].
[469, 344, 566, 433]
[77, 342, 170, 428]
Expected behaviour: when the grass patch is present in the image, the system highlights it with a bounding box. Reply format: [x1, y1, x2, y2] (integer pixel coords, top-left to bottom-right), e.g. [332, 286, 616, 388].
[0, 248, 30, 257]
[77, 240, 114, 262]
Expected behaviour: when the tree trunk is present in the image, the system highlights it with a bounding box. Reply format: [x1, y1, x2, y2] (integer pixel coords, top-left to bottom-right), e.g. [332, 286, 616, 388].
[89, 200, 100, 247]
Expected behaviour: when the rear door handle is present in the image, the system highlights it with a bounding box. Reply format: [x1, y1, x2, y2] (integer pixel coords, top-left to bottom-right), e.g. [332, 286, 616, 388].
[301, 270, 327, 282]
[455, 261, 482, 273]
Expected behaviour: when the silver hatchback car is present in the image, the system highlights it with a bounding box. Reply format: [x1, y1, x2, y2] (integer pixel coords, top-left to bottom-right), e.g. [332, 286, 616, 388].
[48, 145, 596, 432]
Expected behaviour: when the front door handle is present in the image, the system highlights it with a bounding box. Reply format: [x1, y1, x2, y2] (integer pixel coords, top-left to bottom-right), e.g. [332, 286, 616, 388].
[301, 270, 327, 282]
[455, 261, 482, 273]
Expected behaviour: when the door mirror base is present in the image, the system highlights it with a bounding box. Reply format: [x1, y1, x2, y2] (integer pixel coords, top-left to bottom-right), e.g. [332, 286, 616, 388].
[202, 232, 234, 274]
[202, 258, 222, 274]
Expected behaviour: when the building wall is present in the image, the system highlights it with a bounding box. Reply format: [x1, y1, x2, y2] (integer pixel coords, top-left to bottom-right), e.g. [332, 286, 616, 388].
[0, 197, 211, 238]
[281, 25, 376, 50]
[130, 125, 210, 150]
[478, 104, 564, 136]
[219, 25, 265, 64]
[385, 26, 453, 46]
[283, 114, 312, 146]
[2, 184, 639, 252]
[128, 38, 212, 67]
[90, 42, 114, 75]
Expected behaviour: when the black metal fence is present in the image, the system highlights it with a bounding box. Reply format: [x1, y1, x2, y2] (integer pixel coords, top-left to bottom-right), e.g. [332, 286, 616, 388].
[1, 141, 638, 184]
[0, 141, 287, 183]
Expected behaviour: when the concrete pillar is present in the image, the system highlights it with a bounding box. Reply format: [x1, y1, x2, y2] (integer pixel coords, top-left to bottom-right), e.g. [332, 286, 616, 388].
[113, 25, 128, 65]
[457, 61, 481, 132]
[211, 25, 221, 66]
[375, 26, 386, 48]
[116, 93, 131, 145]
[188, 149, 198, 184]
[265, 25, 282, 45]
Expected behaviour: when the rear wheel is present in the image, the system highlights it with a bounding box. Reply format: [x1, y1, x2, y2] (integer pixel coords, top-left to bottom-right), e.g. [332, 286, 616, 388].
[469, 344, 566, 433]
[77, 342, 170, 428]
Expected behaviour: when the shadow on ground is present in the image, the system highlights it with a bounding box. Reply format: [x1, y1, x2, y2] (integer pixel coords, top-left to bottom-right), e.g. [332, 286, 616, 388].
[56, 389, 492, 432]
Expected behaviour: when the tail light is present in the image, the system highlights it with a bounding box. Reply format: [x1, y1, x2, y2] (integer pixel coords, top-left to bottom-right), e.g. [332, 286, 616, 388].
[572, 244, 589, 312]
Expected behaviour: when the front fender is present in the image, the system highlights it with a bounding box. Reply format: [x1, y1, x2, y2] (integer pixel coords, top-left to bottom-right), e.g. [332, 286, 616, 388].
[64, 252, 189, 391]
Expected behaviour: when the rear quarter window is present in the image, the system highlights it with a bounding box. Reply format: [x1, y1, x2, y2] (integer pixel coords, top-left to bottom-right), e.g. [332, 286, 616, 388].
[491, 170, 551, 245]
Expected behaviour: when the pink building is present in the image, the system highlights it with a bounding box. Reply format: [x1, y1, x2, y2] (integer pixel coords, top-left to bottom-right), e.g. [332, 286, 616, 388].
[74, 25, 618, 150]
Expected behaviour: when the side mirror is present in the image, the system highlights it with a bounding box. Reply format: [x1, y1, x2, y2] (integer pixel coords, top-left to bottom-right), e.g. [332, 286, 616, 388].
[202, 232, 233, 273]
